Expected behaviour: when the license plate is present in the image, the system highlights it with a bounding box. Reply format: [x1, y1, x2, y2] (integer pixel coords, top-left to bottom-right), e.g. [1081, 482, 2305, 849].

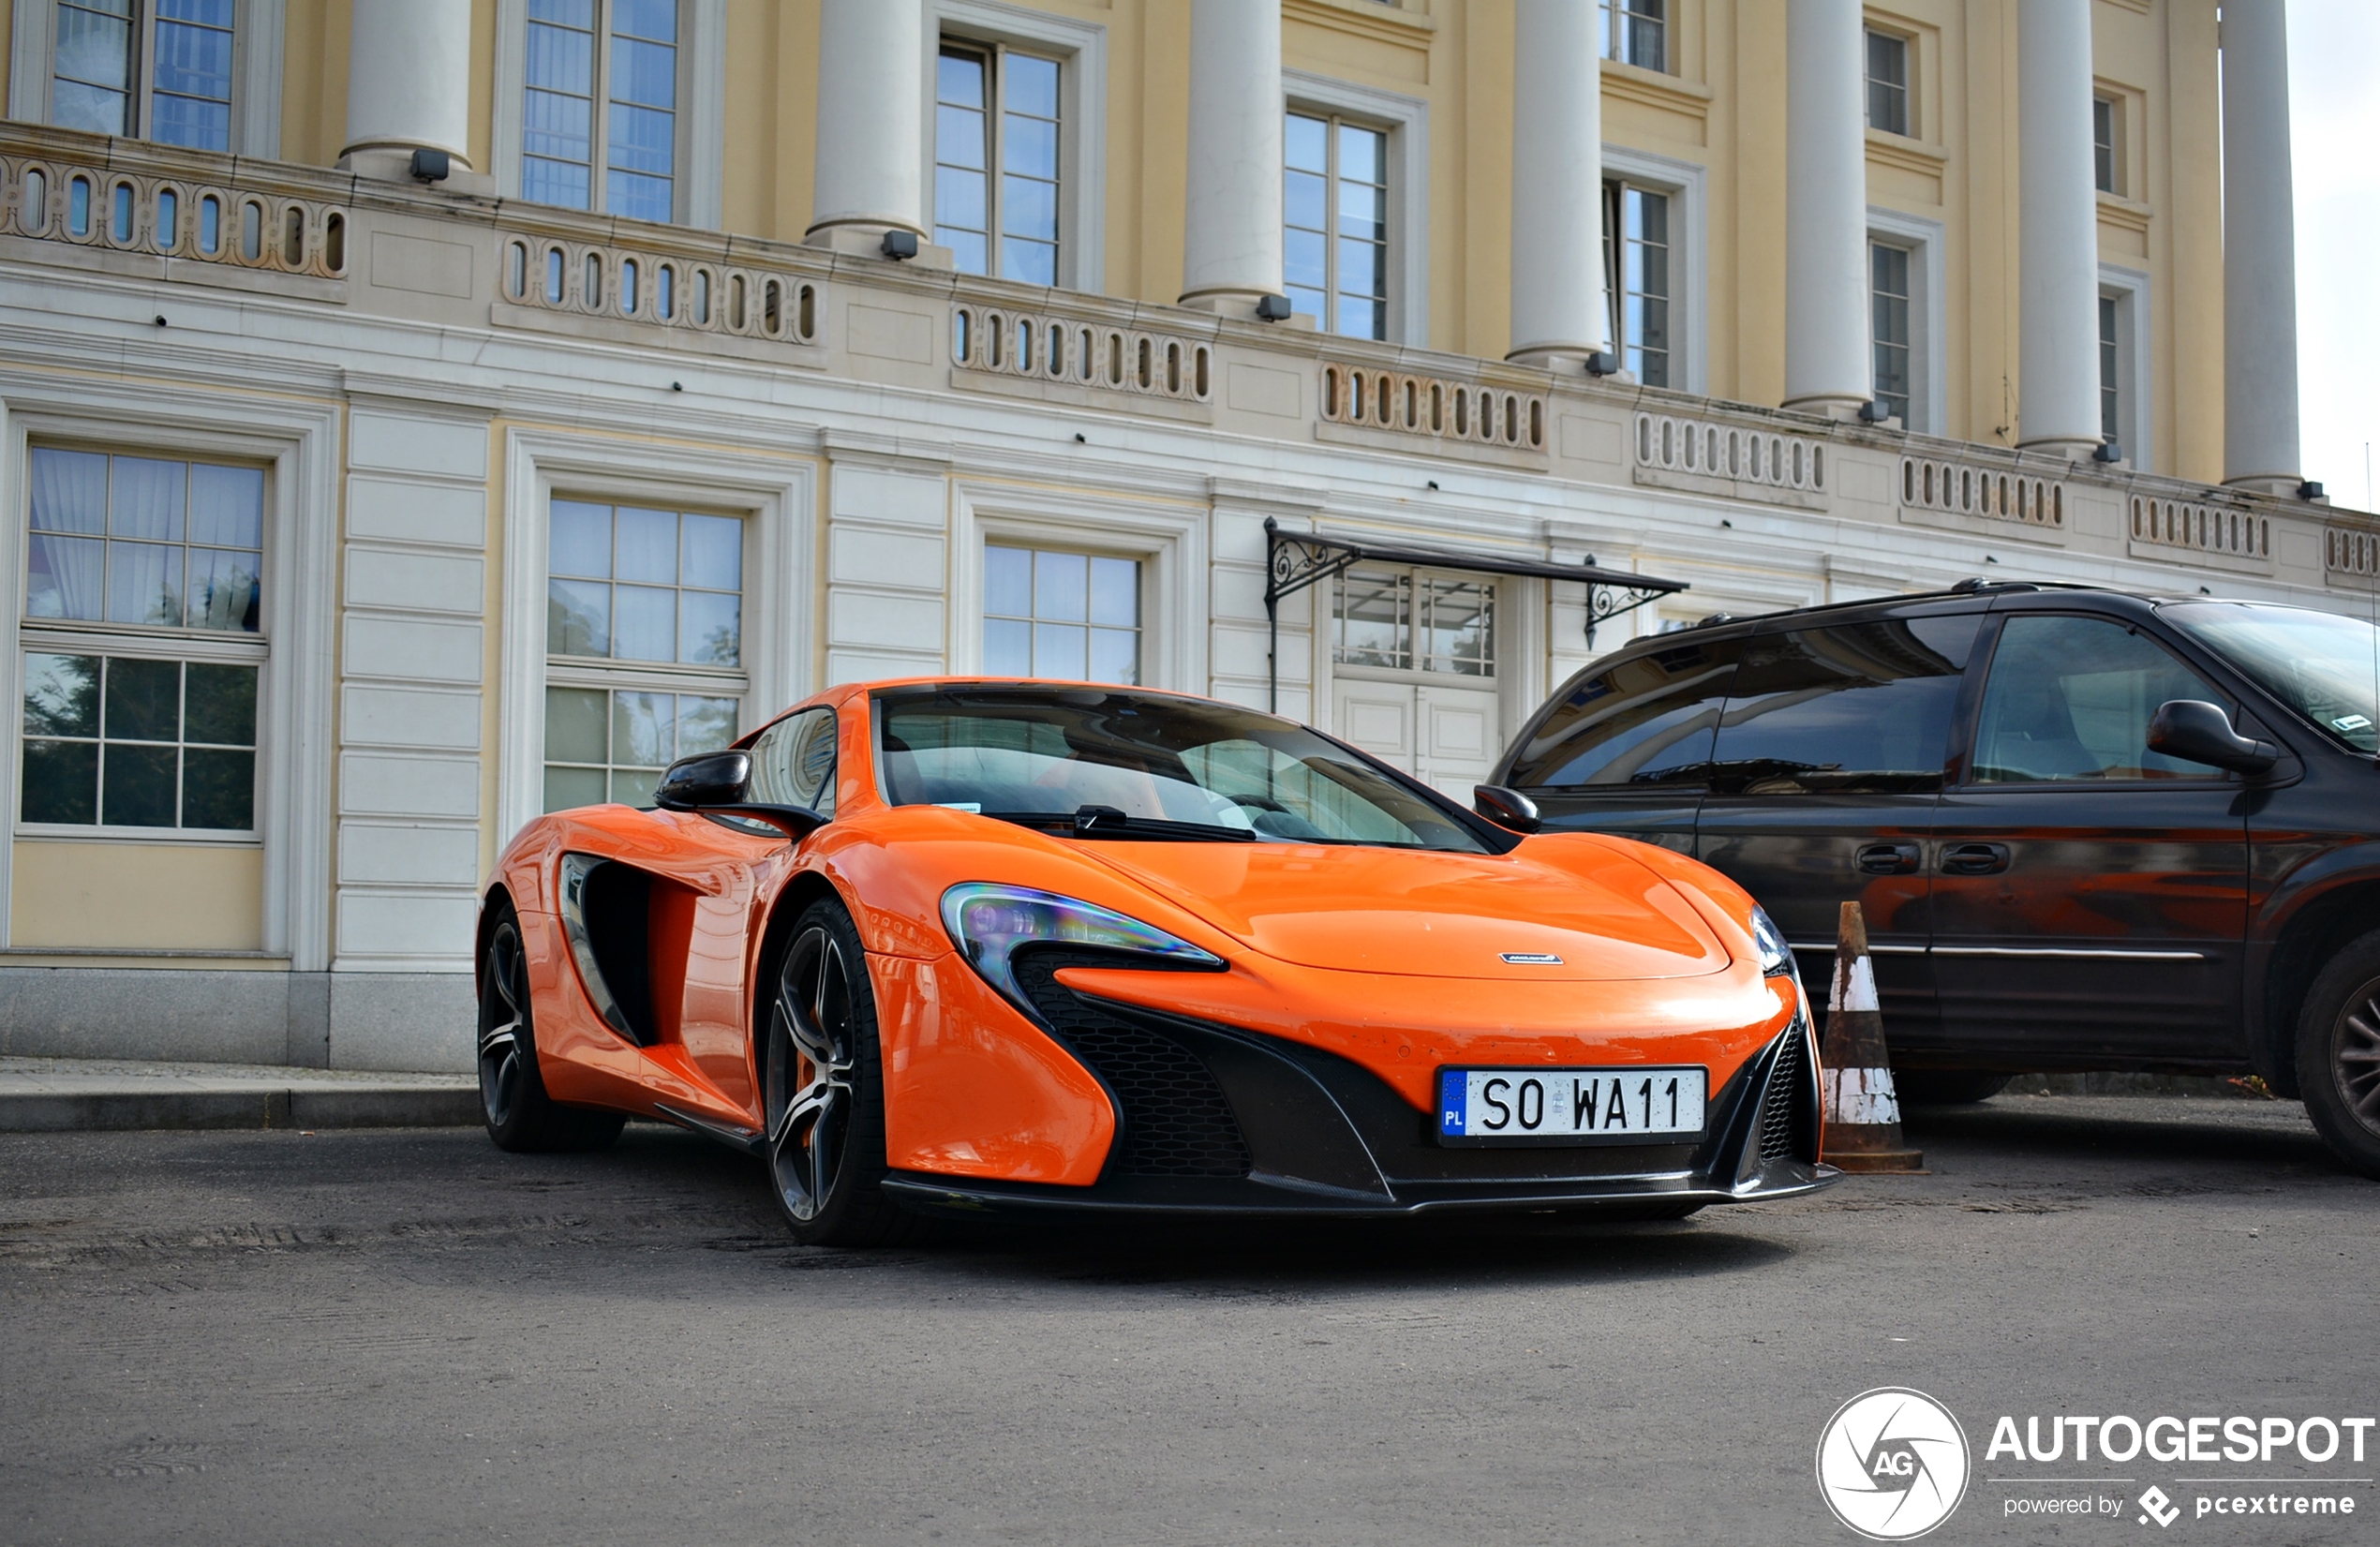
[1437, 1066, 1707, 1145]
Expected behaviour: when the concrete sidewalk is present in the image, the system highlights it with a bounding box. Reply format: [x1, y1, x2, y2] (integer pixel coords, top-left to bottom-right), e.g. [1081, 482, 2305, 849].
[0, 1056, 478, 1132]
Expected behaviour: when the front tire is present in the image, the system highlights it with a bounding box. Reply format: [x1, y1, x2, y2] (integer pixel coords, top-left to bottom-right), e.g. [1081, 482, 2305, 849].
[760, 898, 913, 1245]
[478, 900, 625, 1153]
[2296, 930, 2380, 1180]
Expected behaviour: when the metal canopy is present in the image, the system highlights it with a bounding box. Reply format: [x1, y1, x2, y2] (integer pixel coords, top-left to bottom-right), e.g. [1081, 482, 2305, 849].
[1260, 518, 1689, 711]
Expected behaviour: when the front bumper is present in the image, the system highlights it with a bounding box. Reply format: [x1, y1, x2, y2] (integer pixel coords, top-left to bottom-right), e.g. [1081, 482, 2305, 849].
[884, 960, 1835, 1219]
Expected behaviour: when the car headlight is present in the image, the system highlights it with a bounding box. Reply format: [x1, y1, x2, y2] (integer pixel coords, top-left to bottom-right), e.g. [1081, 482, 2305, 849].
[941, 883, 1224, 1011]
[1748, 905, 1796, 977]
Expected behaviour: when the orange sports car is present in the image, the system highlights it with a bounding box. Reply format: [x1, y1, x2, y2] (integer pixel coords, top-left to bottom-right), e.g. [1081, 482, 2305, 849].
[476, 679, 1832, 1243]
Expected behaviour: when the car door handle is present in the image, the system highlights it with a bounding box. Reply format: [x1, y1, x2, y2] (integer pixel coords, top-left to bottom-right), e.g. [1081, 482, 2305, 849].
[1940, 841, 2012, 875]
[1856, 842, 1921, 874]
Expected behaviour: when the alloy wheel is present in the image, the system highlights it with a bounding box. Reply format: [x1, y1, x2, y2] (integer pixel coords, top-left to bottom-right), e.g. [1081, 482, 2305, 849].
[766, 925, 857, 1222]
[2333, 976, 2380, 1138]
[478, 920, 530, 1128]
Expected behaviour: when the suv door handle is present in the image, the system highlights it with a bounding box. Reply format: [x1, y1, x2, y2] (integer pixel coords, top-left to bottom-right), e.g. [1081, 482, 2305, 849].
[1940, 841, 2012, 875]
[1855, 842, 1921, 874]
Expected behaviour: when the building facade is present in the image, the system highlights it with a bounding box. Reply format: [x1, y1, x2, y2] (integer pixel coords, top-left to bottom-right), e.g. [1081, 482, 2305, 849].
[0, 0, 2360, 1071]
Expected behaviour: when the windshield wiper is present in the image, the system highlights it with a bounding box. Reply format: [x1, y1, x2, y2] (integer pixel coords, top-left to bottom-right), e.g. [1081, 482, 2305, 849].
[977, 805, 1256, 842]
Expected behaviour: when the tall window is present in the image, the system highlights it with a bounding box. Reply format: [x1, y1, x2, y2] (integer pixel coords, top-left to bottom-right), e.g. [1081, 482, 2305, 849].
[523, 0, 680, 222]
[1598, 0, 1667, 72]
[1285, 112, 1389, 341]
[1334, 570, 1495, 678]
[52, 0, 236, 150]
[1601, 179, 1671, 388]
[934, 42, 1062, 285]
[2098, 294, 2121, 447]
[983, 545, 1140, 684]
[21, 449, 264, 832]
[1865, 30, 1910, 137]
[2092, 97, 2120, 194]
[543, 498, 742, 811]
[1871, 241, 1912, 424]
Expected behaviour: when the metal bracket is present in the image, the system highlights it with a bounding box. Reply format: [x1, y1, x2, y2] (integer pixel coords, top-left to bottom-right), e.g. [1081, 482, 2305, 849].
[1260, 519, 1688, 713]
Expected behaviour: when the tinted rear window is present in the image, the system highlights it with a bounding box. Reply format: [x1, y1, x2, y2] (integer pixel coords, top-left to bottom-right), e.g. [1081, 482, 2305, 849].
[1708, 615, 1981, 794]
[1505, 636, 1744, 789]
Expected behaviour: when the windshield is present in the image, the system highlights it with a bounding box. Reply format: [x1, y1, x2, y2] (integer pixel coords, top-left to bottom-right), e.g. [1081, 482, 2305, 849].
[874, 687, 1492, 851]
[2163, 602, 2380, 753]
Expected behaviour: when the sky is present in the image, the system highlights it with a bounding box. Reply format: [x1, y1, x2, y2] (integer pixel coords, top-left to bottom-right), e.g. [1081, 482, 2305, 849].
[2289, 0, 2379, 509]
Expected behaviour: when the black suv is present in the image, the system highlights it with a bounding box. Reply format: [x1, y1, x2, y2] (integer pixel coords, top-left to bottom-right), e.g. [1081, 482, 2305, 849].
[1490, 582, 2380, 1177]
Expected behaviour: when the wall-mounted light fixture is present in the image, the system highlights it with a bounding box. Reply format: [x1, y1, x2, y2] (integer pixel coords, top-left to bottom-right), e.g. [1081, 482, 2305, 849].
[409, 148, 452, 183]
[2092, 441, 2123, 463]
[1858, 399, 1893, 424]
[1584, 350, 1621, 377]
[880, 230, 920, 260]
[1255, 294, 1293, 322]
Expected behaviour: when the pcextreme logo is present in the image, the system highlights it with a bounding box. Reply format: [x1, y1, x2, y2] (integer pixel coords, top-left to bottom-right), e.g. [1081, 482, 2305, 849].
[1817, 1388, 1974, 1540]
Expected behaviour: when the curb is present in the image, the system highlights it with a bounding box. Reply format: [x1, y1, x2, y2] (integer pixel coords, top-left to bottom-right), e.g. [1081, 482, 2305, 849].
[0, 1086, 482, 1133]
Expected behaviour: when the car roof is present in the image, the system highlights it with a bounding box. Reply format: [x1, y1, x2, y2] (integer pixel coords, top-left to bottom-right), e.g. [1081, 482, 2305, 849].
[1634, 579, 2194, 644]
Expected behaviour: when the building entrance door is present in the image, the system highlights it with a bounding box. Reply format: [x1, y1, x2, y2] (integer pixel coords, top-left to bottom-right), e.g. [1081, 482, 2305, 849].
[1329, 567, 1499, 800]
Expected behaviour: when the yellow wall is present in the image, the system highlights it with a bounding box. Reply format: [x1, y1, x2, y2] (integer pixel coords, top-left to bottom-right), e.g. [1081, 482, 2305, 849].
[9, 841, 265, 951]
[260, 0, 2222, 474]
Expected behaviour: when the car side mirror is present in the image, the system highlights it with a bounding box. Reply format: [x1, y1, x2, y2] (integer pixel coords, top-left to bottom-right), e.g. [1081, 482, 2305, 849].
[653, 750, 826, 840]
[655, 750, 751, 808]
[1473, 783, 1543, 834]
[2147, 700, 2278, 777]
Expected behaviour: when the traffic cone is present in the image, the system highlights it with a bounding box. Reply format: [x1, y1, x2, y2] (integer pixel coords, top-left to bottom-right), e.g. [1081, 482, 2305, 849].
[1820, 900, 1925, 1172]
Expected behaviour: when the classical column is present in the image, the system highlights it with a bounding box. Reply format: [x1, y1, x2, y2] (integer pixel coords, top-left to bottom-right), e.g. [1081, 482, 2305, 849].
[2221, 0, 2303, 492]
[1782, 0, 1872, 418]
[2016, 0, 2104, 458]
[1509, 0, 1609, 369]
[339, 0, 474, 181]
[807, 0, 929, 253]
[1179, 0, 1284, 319]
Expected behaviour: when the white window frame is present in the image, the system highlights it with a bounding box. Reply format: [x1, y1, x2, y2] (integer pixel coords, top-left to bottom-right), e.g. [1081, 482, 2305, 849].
[1863, 24, 1913, 139]
[497, 428, 813, 840]
[1600, 143, 1705, 395]
[492, 0, 726, 229]
[0, 383, 336, 965]
[2097, 262, 2152, 470]
[1283, 69, 1430, 350]
[922, 0, 1107, 295]
[9, 0, 284, 155]
[2092, 92, 2124, 196]
[1866, 204, 1945, 435]
[947, 482, 1205, 693]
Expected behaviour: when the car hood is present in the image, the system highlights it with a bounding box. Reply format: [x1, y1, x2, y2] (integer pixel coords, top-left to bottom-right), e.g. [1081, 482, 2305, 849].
[1073, 838, 1733, 981]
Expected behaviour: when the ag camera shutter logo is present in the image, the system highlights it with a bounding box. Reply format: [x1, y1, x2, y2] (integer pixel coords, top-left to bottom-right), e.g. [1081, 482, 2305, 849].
[1817, 1388, 1972, 1540]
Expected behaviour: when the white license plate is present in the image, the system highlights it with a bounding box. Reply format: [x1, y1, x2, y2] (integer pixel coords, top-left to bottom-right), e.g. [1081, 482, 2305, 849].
[1437, 1066, 1707, 1145]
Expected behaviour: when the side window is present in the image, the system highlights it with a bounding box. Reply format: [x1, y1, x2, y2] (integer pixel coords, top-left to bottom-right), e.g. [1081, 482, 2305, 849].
[1971, 616, 2228, 783]
[1505, 636, 1744, 790]
[749, 707, 837, 815]
[1710, 615, 1981, 795]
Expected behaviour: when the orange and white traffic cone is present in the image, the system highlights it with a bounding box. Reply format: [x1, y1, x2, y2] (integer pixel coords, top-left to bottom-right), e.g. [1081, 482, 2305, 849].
[1820, 900, 1926, 1173]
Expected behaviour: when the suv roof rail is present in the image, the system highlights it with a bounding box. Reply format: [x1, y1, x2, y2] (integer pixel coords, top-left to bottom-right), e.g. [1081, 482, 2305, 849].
[1949, 576, 2043, 594]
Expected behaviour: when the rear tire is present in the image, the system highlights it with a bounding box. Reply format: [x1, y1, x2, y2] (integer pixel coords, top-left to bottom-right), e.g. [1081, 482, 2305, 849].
[2295, 930, 2380, 1180]
[1894, 1068, 2013, 1106]
[758, 897, 915, 1246]
[478, 900, 626, 1153]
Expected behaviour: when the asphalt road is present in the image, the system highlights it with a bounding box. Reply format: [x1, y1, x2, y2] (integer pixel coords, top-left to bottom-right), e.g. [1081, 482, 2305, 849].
[2, 1095, 2372, 1546]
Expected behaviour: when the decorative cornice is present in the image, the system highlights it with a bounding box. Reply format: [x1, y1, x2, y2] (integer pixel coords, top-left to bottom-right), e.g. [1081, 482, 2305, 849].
[1865, 128, 1950, 181]
[1283, 0, 1437, 51]
[1599, 59, 1713, 121]
[2096, 191, 2152, 235]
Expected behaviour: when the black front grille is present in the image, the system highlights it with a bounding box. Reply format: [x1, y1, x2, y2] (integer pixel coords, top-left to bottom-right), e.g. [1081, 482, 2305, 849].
[1012, 951, 1251, 1179]
[1760, 1026, 1808, 1162]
